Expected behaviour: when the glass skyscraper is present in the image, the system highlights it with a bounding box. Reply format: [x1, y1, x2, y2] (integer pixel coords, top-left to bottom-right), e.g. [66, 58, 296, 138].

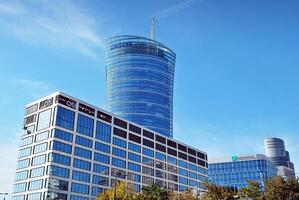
[105, 35, 176, 138]
[208, 154, 277, 190]
[12, 92, 208, 200]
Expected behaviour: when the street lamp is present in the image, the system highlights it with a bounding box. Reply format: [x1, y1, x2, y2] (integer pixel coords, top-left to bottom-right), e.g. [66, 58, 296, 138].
[0, 193, 8, 200]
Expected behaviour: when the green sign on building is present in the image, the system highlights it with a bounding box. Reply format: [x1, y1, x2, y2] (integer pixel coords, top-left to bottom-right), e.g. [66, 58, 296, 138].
[232, 155, 238, 161]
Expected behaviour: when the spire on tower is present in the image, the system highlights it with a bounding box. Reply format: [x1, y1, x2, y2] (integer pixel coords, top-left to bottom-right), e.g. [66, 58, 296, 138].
[150, 18, 156, 40]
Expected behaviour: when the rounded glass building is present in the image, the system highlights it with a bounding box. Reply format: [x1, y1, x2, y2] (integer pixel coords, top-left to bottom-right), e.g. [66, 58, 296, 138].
[105, 35, 176, 137]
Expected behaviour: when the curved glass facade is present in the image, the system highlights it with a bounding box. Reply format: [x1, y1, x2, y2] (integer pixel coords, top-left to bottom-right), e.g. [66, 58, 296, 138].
[106, 35, 176, 137]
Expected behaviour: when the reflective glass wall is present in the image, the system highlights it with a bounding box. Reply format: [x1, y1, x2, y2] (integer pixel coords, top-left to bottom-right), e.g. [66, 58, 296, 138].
[106, 36, 176, 138]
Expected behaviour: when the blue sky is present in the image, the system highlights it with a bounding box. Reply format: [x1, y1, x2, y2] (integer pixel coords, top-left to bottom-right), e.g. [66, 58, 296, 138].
[0, 0, 298, 196]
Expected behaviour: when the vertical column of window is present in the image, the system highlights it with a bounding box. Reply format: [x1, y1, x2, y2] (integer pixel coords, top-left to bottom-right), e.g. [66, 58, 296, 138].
[95, 121, 111, 143]
[76, 114, 94, 137]
[37, 109, 52, 131]
[55, 106, 75, 131]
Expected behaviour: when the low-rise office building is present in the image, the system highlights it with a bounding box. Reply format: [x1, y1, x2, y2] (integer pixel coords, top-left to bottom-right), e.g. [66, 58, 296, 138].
[12, 92, 208, 200]
[208, 154, 277, 190]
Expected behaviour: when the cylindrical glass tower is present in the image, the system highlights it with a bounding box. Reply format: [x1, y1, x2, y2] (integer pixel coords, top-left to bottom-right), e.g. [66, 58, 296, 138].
[105, 35, 176, 138]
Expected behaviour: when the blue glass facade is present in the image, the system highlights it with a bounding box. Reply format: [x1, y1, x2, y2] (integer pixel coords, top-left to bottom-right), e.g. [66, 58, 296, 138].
[208, 155, 278, 190]
[12, 92, 207, 200]
[106, 36, 176, 138]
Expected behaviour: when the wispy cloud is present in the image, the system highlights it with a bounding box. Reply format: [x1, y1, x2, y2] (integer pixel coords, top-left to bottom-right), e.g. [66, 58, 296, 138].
[0, 0, 104, 59]
[154, 0, 201, 19]
[13, 78, 56, 99]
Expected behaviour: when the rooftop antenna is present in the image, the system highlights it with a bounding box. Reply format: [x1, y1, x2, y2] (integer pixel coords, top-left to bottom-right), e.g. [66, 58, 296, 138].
[150, 18, 156, 40]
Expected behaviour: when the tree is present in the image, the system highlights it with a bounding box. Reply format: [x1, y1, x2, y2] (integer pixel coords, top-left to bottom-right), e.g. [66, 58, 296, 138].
[168, 189, 197, 200]
[96, 181, 135, 200]
[238, 180, 263, 200]
[201, 182, 237, 200]
[139, 183, 171, 200]
[264, 177, 299, 200]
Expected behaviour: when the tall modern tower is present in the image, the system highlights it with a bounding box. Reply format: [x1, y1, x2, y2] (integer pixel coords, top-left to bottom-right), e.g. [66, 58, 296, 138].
[105, 31, 176, 137]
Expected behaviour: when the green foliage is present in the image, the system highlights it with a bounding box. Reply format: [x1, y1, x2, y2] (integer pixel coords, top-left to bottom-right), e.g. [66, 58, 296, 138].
[238, 180, 263, 200]
[139, 183, 171, 200]
[201, 181, 237, 200]
[96, 181, 135, 200]
[264, 177, 299, 200]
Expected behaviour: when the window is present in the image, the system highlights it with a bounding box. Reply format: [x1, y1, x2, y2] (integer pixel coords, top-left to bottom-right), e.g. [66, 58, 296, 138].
[178, 144, 187, 152]
[28, 179, 43, 191]
[143, 148, 154, 157]
[142, 176, 154, 185]
[168, 174, 178, 182]
[91, 187, 105, 197]
[167, 156, 177, 165]
[188, 148, 197, 156]
[129, 133, 141, 143]
[49, 153, 71, 166]
[189, 171, 197, 179]
[93, 163, 109, 175]
[198, 167, 207, 175]
[35, 131, 49, 142]
[95, 121, 111, 143]
[13, 183, 26, 193]
[142, 157, 154, 167]
[24, 114, 36, 125]
[168, 165, 178, 173]
[167, 148, 177, 156]
[95, 142, 110, 153]
[75, 135, 93, 148]
[51, 141, 72, 154]
[37, 109, 52, 131]
[156, 161, 166, 170]
[92, 175, 109, 186]
[156, 152, 166, 161]
[156, 135, 166, 144]
[128, 162, 141, 172]
[167, 140, 177, 148]
[112, 158, 126, 169]
[77, 114, 94, 137]
[44, 192, 67, 200]
[18, 147, 31, 158]
[31, 154, 46, 166]
[17, 159, 30, 169]
[94, 152, 110, 164]
[52, 129, 73, 142]
[33, 142, 48, 154]
[142, 166, 154, 176]
[15, 170, 28, 181]
[143, 130, 154, 139]
[188, 163, 197, 172]
[143, 138, 154, 148]
[30, 167, 44, 178]
[129, 124, 141, 134]
[25, 104, 38, 115]
[113, 137, 127, 148]
[71, 182, 89, 195]
[156, 143, 166, 152]
[20, 136, 33, 147]
[128, 152, 141, 162]
[179, 177, 188, 185]
[113, 127, 127, 138]
[178, 160, 187, 168]
[11, 195, 25, 200]
[47, 165, 70, 178]
[55, 106, 75, 130]
[112, 147, 126, 158]
[27, 193, 41, 200]
[114, 118, 127, 129]
[179, 168, 188, 177]
[128, 172, 141, 182]
[73, 158, 91, 170]
[74, 147, 92, 159]
[189, 180, 198, 187]
[45, 178, 68, 191]
[24, 125, 35, 135]
[155, 170, 166, 179]
[128, 142, 141, 153]
[72, 170, 90, 182]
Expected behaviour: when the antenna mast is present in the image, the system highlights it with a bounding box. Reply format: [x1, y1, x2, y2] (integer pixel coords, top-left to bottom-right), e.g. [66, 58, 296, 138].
[150, 18, 156, 40]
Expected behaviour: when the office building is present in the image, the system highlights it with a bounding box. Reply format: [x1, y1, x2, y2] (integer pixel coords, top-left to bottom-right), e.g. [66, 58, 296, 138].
[264, 137, 295, 177]
[208, 154, 277, 190]
[105, 35, 176, 138]
[12, 92, 207, 200]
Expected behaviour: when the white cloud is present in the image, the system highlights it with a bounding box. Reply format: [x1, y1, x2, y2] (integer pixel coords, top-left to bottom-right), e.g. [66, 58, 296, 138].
[13, 78, 56, 99]
[154, 0, 202, 19]
[0, 0, 104, 59]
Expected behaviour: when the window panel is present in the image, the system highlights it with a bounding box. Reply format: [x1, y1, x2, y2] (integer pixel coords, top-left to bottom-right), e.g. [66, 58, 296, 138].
[72, 170, 90, 182]
[71, 183, 89, 195]
[128, 142, 141, 153]
[77, 114, 94, 137]
[156, 152, 166, 161]
[37, 109, 52, 131]
[13, 183, 26, 193]
[52, 129, 73, 142]
[55, 106, 75, 130]
[94, 152, 110, 164]
[112, 158, 126, 169]
[20, 136, 33, 147]
[112, 147, 126, 158]
[73, 158, 91, 171]
[143, 148, 154, 158]
[92, 175, 109, 186]
[30, 167, 45, 178]
[45, 178, 69, 191]
[31, 154, 46, 166]
[128, 162, 141, 172]
[17, 159, 30, 169]
[75, 135, 93, 148]
[93, 163, 109, 175]
[47, 165, 70, 178]
[128, 152, 141, 162]
[51, 141, 72, 154]
[142, 157, 154, 167]
[127, 172, 141, 182]
[113, 137, 127, 148]
[35, 131, 49, 142]
[49, 153, 71, 166]
[95, 142, 110, 153]
[18, 147, 31, 158]
[27, 193, 41, 200]
[95, 121, 111, 143]
[33, 142, 48, 154]
[15, 170, 28, 181]
[28, 179, 43, 191]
